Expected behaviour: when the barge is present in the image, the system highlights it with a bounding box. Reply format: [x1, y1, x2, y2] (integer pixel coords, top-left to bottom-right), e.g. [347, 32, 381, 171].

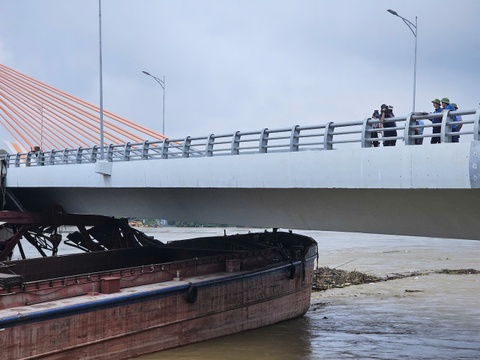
[0, 208, 317, 359]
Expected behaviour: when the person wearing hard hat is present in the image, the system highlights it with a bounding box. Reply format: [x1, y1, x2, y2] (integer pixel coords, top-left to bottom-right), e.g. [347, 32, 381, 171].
[440, 97, 454, 111]
[440, 98, 459, 143]
[430, 98, 443, 144]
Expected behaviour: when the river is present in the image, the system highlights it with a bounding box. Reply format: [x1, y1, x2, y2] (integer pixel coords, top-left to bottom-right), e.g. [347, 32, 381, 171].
[18, 227, 480, 359]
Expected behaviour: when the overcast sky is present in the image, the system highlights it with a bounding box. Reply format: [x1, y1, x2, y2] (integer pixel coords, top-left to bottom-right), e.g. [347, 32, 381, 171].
[1, 0, 479, 142]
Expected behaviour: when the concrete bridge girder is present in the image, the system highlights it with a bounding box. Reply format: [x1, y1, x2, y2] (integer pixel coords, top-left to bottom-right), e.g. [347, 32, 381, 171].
[5, 141, 480, 240]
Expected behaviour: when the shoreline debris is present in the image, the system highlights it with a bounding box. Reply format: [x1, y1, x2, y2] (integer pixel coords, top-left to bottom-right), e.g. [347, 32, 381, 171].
[312, 267, 479, 292]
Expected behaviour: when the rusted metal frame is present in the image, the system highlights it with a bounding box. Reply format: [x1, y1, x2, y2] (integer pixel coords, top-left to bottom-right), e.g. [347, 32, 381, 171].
[0, 224, 30, 261]
[77, 225, 105, 252]
[22, 230, 49, 257]
[98, 225, 127, 250]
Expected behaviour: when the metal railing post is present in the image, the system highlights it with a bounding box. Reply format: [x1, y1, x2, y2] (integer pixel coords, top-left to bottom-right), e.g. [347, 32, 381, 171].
[404, 113, 415, 145]
[182, 136, 191, 158]
[161, 139, 169, 159]
[106, 144, 114, 162]
[91, 146, 98, 163]
[35, 151, 44, 166]
[62, 149, 68, 164]
[123, 143, 131, 161]
[231, 131, 241, 155]
[361, 118, 372, 148]
[76, 148, 82, 164]
[474, 106, 480, 141]
[440, 110, 450, 143]
[290, 125, 300, 151]
[206, 134, 215, 157]
[259, 128, 269, 153]
[26, 152, 33, 167]
[324, 122, 334, 150]
[141, 140, 150, 160]
[49, 150, 56, 165]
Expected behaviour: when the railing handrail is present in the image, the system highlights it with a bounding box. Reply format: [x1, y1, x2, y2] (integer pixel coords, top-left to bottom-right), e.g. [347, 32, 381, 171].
[5, 107, 480, 168]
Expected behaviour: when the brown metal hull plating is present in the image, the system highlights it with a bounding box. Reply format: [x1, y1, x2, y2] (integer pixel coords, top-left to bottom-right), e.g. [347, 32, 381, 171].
[0, 258, 315, 359]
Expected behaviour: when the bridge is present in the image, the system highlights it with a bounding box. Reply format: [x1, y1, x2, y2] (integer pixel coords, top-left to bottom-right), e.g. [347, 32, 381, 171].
[3, 106, 480, 240]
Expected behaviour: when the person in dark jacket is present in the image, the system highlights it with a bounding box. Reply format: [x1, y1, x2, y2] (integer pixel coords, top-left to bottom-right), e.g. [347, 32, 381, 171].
[380, 104, 396, 146]
[430, 98, 443, 144]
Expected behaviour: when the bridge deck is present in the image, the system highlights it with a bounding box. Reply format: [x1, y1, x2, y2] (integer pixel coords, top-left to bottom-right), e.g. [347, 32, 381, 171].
[4, 139, 480, 240]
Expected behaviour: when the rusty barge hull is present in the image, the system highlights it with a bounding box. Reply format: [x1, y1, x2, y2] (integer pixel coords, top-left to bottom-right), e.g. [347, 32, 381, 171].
[0, 222, 317, 359]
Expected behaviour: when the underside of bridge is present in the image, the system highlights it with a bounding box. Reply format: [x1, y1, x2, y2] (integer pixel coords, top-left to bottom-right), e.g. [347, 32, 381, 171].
[6, 186, 480, 241]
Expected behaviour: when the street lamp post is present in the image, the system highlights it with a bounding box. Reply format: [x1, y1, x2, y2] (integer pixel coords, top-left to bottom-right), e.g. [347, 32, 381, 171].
[142, 71, 166, 135]
[387, 9, 417, 112]
[99, 0, 105, 159]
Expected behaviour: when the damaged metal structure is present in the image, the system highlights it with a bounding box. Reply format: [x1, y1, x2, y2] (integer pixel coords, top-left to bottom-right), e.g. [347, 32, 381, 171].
[0, 206, 161, 261]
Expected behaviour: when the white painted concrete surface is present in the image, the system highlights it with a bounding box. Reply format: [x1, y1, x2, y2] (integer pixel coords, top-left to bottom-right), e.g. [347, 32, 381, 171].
[5, 141, 480, 240]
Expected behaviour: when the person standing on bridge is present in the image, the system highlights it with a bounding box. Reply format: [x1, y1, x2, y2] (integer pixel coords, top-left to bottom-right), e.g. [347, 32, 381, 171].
[451, 102, 462, 143]
[430, 99, 443, 144]
[380, 104, 396, 146]
[440, 97, 459, 143]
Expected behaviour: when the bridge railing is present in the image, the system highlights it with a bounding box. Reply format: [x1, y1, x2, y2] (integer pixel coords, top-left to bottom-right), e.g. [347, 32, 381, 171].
[5, 107, 480, 167]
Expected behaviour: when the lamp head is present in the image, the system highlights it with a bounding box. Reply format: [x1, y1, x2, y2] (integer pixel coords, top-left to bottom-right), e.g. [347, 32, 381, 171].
[142, 71, 151, 76]
[387, 9, 398, 16]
